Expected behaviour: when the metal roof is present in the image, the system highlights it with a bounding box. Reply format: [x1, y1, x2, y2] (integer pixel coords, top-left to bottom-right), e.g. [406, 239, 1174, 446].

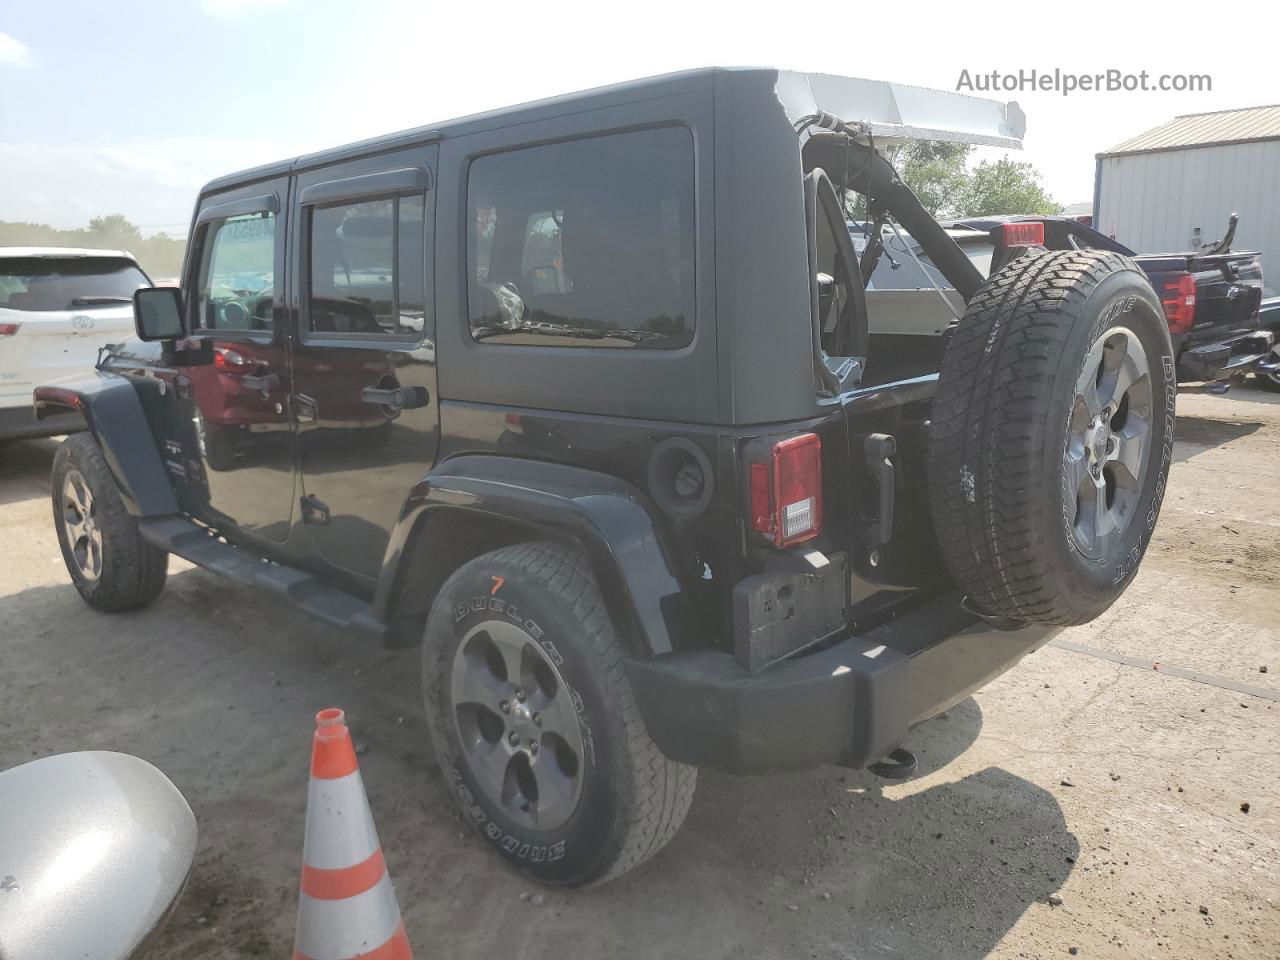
[1100, 104, 1280, 157]
[203, 67, 1025, 196]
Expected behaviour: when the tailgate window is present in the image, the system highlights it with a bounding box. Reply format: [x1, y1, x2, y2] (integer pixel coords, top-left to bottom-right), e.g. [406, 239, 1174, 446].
[0, 257, 149, 312]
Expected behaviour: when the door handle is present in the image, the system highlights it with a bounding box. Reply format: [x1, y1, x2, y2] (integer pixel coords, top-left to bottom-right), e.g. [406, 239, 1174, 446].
[361, 385, 429, 410]
[241, 372, 281, 395]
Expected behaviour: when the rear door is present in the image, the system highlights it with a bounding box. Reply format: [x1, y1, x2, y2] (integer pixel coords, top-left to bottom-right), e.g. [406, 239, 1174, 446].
[0, 255, 145, 409]
[288, 150, 440, 586]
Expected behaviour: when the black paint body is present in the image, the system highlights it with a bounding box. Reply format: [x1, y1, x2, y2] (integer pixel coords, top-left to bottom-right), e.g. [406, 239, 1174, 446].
[36, 69, 1057, 773]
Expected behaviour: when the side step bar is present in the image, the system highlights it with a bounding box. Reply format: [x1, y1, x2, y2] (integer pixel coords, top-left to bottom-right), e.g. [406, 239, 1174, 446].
[138, 516, 386, 640]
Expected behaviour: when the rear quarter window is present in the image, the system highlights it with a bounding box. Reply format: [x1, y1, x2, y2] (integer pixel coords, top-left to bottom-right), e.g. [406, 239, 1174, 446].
[466, 126, 695, 349]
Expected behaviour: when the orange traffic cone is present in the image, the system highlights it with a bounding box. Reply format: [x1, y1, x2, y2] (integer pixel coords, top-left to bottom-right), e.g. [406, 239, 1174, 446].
[293, 708, 413, 960]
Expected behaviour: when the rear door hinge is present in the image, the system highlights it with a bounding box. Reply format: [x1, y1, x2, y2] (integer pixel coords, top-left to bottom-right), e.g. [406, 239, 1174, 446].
[301, 494, 331, 525]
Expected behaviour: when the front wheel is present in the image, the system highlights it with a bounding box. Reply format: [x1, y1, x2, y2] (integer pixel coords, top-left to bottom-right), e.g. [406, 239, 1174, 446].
[422, 541, 696, 887]
[52, 434, 168, 612]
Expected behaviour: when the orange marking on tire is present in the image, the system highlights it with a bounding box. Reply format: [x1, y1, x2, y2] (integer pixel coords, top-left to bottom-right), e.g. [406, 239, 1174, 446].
[490, 576, 504, 595]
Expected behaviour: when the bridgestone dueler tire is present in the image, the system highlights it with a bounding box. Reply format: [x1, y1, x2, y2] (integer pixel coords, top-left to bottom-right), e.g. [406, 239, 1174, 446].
[52, 434, 169, 612]
[928, 250, 1176, 625]
[422, 541, 697, 886]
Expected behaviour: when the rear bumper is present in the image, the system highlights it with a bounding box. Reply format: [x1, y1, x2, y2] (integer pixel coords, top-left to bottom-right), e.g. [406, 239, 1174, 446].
[626, 589, 1058, 774]
[1177, 329, 1273, 381]
[0, 402, 83, 440]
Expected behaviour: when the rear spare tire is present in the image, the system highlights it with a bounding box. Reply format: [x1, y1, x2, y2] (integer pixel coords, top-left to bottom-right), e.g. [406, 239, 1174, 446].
[929, 249, 1175, 625]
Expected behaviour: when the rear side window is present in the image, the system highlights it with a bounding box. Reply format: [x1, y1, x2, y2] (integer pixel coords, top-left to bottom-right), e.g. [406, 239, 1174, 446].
[193, 212, 277, 332]
[307, 194, 426, 337]
[467, 126, 695, 349]
[0, 256, 148, 312]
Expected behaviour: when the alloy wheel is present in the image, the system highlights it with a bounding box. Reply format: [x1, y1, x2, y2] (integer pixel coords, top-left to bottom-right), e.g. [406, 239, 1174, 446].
[61, 469, 103, 581]
[451, 620, 585, 831]
[1063, 326, 1154, 560]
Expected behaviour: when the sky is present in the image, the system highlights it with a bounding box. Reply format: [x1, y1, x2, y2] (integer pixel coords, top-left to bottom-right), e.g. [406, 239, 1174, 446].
[2, 0, 1276, 234]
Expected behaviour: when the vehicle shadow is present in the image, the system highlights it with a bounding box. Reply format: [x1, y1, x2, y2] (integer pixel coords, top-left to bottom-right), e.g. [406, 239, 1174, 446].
[596, 697, 1077, 960]
[1, 569, 1074, 960]
[1181, 379, 1280, 406]
[1172, 415, 1262, 463]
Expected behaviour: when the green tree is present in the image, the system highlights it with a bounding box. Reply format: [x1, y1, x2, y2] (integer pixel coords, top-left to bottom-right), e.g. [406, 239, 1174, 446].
[954, 157, 1062, 217]
[892, 141, 972, 217]
[844, 141, 973, 221]
[842, 143, 1060, 221]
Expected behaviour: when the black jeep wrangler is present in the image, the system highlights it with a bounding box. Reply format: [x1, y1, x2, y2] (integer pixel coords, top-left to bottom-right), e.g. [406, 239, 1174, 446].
[35, 68, 1175, 887]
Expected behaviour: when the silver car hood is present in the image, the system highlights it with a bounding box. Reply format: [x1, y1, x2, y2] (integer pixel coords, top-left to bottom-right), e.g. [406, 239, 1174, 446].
[0, 752, 197, 960]
[777, 70, 1026, 148]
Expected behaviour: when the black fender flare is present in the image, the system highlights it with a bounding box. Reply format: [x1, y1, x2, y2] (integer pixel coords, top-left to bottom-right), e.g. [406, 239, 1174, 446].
[33, 373, 178, 517]
[375, 456, 692, 657]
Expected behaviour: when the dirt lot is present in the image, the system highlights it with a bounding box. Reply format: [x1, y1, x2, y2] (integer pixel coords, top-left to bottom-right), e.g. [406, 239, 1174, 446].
[1, 386, 1277, 959]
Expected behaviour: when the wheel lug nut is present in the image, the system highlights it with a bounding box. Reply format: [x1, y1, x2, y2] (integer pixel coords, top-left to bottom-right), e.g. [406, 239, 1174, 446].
[532, 713, 541, 726]
[508, 732, 519, 746]
[499, 700, 511, 714]
[529, 740, 539, 754]
[515, 689, 526, 703]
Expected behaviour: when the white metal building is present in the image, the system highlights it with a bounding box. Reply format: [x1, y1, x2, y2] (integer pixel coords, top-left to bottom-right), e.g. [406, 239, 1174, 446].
[1094, 105, 1280, 287]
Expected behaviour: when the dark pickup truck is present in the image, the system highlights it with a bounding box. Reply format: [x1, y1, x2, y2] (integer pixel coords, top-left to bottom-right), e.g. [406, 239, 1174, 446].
[952, 216, 1268, 382]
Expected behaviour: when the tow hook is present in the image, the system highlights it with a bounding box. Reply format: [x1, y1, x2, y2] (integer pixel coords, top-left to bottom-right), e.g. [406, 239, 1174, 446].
[868, 746, 918, 780]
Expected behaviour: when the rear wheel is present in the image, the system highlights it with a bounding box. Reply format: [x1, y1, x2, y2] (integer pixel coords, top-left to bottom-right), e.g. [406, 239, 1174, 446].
[929, 250, 1175, 625]
[422, 541, 696, 886]
[52, 434, 168, 612]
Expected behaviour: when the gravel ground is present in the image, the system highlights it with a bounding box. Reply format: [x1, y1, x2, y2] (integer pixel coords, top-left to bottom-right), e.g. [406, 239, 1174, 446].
[1, 385, 1277, 959]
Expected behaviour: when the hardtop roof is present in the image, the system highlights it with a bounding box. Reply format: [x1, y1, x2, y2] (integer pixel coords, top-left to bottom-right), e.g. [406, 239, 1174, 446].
[200, 67, 1025, 198]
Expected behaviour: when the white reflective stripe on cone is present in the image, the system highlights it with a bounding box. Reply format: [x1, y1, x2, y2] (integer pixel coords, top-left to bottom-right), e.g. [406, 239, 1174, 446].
[295, 871, 403, 960]
[303, 770, 381, 870]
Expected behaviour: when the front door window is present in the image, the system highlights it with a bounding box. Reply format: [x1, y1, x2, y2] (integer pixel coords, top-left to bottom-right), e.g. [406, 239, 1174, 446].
[182, 197, 293, 540]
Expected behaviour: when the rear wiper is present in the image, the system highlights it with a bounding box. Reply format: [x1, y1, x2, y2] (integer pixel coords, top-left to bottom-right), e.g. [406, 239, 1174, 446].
[71, 295, 133, 306]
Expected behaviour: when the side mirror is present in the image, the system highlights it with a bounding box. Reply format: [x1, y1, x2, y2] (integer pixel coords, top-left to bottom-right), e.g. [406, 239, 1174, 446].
[133, 287, 185, 341]
[0, 751, 197, 960]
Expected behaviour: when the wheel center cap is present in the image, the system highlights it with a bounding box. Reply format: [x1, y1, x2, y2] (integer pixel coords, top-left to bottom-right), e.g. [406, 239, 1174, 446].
[509, 702, 537, 742]
[1087, 420, 1110, 463]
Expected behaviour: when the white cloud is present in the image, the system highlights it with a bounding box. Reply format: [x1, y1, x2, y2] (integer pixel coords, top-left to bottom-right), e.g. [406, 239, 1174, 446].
[201, 0, 287, 16]
[0, 32, 30, 66]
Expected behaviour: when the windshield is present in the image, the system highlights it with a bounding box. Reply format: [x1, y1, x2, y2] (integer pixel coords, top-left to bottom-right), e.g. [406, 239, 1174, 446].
[0, 256, 150, 312]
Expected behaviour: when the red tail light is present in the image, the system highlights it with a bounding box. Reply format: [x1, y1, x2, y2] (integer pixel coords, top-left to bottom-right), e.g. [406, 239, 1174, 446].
[213, 347, 248, 371]
[1161, 272, 1197, 334]
[1001, 221, 1045, 247]
[0, 323, 20, 336]
[749, 433, 823, 547]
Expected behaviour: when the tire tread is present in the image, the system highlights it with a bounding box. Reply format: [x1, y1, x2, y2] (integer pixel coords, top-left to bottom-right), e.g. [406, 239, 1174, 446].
[928, 249, 1163, 625]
